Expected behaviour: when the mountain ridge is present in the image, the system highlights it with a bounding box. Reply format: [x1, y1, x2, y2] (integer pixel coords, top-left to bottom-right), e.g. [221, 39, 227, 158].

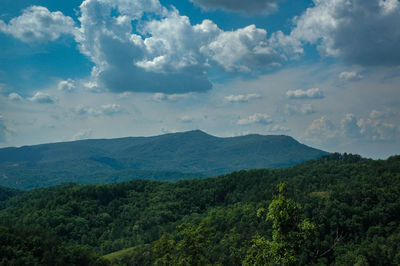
[0, 130, 328, 189]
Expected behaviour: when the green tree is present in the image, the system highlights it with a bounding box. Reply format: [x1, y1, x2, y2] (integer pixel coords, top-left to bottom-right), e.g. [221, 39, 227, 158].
[244, 182, 315, 266]
[174, 222, 212, 266]
[153, 233, 176, 266]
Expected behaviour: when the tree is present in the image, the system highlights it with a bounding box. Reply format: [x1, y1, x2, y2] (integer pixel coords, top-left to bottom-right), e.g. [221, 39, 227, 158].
[244, 182, 315, 265]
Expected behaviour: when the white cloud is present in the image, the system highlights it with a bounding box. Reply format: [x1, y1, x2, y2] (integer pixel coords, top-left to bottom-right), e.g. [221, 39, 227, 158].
[8, 92, 23, 102]
[72, 104, 123, 117]
[341, 113, 362, 138]
[58, 79, 75, 92]
[100, 104, 123, 116]
[369, 109, 389, 120]
[76, 1, 212, 93]
[2, 1, 283, 94]
[357, 110, 399, 141]
[379, 0, 400, 14]
[136, 14, 219, 73]
[152, 93, 189, 102]
[358, 118, 397, 141]
[72, 129, 93, 141]
[284, 103, 315, 115]
[238, 113, 272, 125]
[202, 25, 282, 72]
[224, 93, 261, 103]
[268, 124, 290, 133]
[286, 88, 324, 99]
[179, 116, 194, 123]
[0, 6, 76, 43]
[75, 0, 282, 93]
[29, 92, 56, 104]
[339, 111, 399, 142]
[339, 71, 363, 82]
[274, 0, 400, 66]
[305, 116, 337, 143]
[190, 0, 283, 15]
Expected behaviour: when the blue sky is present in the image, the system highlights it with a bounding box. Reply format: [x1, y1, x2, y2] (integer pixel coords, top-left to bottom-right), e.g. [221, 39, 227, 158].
[0, 0, 400, 158]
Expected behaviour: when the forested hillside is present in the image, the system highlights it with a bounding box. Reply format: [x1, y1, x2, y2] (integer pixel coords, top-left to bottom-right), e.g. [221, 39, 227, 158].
[0, 130, 327, 189]
[0, 154, 399, 265]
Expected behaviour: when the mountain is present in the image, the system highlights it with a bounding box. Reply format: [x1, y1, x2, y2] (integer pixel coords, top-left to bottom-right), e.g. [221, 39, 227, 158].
[0, 130, 327, 189]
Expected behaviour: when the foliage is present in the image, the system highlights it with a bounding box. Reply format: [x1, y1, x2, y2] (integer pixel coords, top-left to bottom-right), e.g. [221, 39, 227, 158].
[0, 153, 399, 265]
[0, 226, 108, 265]
[244, 183, 315, 265]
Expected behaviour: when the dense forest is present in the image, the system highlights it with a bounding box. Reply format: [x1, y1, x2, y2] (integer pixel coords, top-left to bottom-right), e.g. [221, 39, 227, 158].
[1, 153, 400, 265]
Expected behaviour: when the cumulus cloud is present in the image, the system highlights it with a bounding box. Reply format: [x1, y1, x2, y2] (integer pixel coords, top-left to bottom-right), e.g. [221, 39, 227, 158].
[339, 71, 363, 82]
[75, 0, 281, 93]
[29, 92, 56, 104]
[58, 79, 75, 92]
[339, 111, 399, 141]
[76, 1, 213, 93]
[190, 0, 283, 15]
[305, 116, 338, 142]
[72, 129, 93, 141]
[2, 1, 283, 93]
[238, 113, 272, 125]
[201, 25, 282, 72]
[286, 88, 324, 99]
[284, 103, 314, 115]
[0, 6, 76, 43]
[357, 110, 399, 141]
[273, 0, 400, 66]
[8, 92, 23, 102]
[224, 93, 261, 103]
[341, 113, 362, 138]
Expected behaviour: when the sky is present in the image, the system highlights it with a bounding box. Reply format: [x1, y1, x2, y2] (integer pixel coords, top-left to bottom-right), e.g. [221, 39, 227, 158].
[0, 0, 399, 159]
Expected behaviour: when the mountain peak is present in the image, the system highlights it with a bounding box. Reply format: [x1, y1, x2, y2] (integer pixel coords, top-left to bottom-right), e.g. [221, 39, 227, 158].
[182, 129, 209, 135]
[0, 131, 328, 189]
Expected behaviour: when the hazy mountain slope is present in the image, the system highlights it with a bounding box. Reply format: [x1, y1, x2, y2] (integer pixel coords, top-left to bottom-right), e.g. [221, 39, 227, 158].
[0, 130, 327, 189]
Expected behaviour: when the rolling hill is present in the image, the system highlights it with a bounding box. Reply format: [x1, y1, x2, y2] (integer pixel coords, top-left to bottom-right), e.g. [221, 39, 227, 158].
[0, 130, 327, 189]
[0, 154, 399, 264]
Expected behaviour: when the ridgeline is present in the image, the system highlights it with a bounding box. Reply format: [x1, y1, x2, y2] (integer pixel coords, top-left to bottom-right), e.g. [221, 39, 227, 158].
[0, 130, 327, 189]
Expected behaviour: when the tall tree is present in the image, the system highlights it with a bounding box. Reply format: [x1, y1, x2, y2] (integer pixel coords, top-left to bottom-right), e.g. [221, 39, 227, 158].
[244, 182, 315, 265]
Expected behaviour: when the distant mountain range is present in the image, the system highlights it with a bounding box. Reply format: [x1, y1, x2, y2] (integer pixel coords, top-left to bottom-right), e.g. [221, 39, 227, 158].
[0, 130, 328, 189]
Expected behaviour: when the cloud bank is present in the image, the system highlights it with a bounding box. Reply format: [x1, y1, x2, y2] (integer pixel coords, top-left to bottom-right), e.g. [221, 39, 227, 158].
[274, 0, 400, 66]
[1, 0, 283, 94]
